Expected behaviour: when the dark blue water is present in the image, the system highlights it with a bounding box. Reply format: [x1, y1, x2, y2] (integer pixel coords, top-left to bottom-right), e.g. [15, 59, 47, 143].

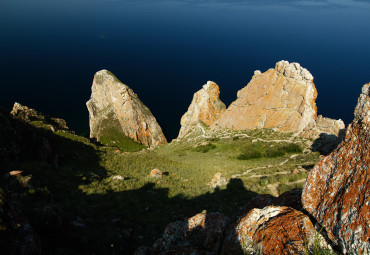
[1, 0, 370, 140]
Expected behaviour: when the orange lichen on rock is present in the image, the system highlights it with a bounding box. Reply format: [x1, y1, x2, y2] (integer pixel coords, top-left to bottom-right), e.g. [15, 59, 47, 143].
[178, 81, 226, 138]
[221, 206, 330, 255]
[302, 83, 370, 254]
[212, 61, 318, 133]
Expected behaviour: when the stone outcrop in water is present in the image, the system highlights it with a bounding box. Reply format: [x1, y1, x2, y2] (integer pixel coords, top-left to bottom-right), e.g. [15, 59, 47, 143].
[213, 60, 318, 133]
[302, 83, 370, 254]
[178, 81, 226, 138]
[86, 70, 167, 147]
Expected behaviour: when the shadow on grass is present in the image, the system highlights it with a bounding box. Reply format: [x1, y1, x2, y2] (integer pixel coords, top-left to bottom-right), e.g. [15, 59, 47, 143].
[0, 109, 256, 254]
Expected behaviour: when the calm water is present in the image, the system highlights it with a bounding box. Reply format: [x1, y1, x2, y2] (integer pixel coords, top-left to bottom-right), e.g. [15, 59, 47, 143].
[1, 0, 370, 139]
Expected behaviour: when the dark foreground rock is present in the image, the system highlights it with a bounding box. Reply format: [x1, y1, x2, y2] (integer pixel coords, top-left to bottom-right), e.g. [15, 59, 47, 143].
[151, 211, 228, 255]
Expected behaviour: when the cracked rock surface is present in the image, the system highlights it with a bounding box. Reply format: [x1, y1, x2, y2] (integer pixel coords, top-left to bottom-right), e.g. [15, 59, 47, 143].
[302, 83, 370, 254]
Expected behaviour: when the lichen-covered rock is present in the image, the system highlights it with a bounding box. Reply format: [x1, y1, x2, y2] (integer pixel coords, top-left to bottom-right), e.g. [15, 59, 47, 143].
[86, 70, 167, 147]
[153, 211, 228, 254]
[213, 61, 318, 133]
[302, 83, 370, 254]
[178, 81, 226, 138]
[209, 173, 227, 188]
[149, 169, 163, 178]
[221, 206, 330, 255]
[237, 188, 303, 217]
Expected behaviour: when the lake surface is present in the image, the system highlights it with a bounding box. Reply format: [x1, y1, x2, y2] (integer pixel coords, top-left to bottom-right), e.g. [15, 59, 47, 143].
[1, 0, 370, 140]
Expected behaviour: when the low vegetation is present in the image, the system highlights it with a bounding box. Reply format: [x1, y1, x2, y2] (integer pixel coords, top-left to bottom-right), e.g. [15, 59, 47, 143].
[1, 125, 323, 254]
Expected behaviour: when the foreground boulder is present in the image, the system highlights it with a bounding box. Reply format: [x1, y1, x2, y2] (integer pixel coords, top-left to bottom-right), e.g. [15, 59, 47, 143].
[302, 83, 370, 254]
[152, 211, 228, 254]
[213, 61, 318, 133]
[86, 70, 167, 147]
[178, 81, 226, 138]
[221, 206, 330, 254]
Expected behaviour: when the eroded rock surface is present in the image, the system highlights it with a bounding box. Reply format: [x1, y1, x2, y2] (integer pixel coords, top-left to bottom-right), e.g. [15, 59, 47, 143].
[178, 81, 226, 138]
[152, 211, 228, 255]
[221, 206, 330, 255]
[302, 83, 370, 254]
[86, 70, 167, 147]
[213, 61, 318, 133]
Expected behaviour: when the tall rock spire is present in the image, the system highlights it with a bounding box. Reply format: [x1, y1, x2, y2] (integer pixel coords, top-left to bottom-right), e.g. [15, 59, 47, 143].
[86, 70, 167, 147]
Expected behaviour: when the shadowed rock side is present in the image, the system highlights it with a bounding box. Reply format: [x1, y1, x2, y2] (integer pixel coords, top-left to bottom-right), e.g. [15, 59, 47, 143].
[86, 70, 167, 147]
[11, 102, 70, 132]
[302, 83, 370, 254]
[178, 81, 226, 138]
[301, 115, 346, 155]
[152, 211, 229, 255]
[212, 60, 318, 133]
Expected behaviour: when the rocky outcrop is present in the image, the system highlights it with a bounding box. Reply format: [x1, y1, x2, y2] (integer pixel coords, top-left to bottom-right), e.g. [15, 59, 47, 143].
[221, 206, 331, 254]
[152, 211, 228, 254]
[11, 102, 69, 132]
[178, 81, 226, 138]
[302, 83, 370, 254]
[0, 106, 54, 164]
[86, 70, 167, 147]
[301, 115, 346, 155]
[213, 60, 318, 133]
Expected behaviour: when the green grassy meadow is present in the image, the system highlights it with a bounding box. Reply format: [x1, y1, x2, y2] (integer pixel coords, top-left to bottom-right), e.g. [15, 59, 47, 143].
[1, 124, 321, 254]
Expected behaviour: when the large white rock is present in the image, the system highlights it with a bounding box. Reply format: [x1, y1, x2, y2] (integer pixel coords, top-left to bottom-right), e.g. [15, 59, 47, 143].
[86, 70, 167, 147]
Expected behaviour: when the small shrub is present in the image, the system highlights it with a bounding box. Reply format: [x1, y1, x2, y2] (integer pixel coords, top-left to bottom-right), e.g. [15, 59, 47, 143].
[237, 149, 263, 160]
[193, 143, 216, 153]
[267, 175, 277, 184]
[232, 136, 239, 141]
[281, 143, 302, 153]
[277, 183, 292, 194]
[266, 148, 285, 158]
[259, 177, 269, 187]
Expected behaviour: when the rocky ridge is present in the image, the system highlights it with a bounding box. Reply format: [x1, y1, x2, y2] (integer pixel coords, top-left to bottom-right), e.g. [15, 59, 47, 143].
[86, 70, 167, 147]
[212, 60, 319, 134]
[302, 83, 370, 254]
[178, 81, 226, 139]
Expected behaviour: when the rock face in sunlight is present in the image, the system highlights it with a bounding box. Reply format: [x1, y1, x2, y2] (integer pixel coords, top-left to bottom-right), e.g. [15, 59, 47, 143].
[151, 211, 228, 254]
[86, 70, 167, 147]
[213, 60, 318, 133]
[221, 206, 330, 255]
[302, 83, 370, 254]
[178, 81, 226, 138]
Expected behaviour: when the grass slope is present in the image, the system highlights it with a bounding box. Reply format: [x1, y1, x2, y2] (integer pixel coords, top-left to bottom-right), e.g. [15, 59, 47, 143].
[1, 125, 323, 254]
